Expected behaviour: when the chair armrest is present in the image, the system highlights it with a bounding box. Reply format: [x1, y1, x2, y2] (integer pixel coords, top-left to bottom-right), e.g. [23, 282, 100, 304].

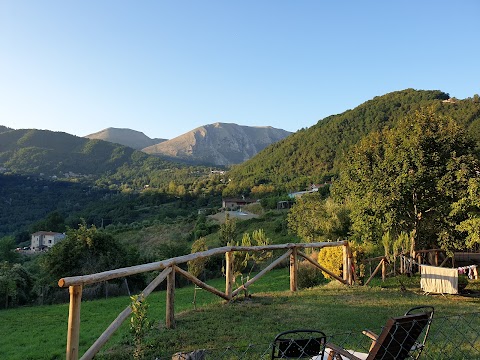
[325, 343, 364, 360]
[361, 329, 378, 341]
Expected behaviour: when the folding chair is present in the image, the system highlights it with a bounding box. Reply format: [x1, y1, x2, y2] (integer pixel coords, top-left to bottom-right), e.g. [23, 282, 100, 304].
[271, 329, 327, 359]
[402, 306, 434, 359]
[324, 306, 434, 360]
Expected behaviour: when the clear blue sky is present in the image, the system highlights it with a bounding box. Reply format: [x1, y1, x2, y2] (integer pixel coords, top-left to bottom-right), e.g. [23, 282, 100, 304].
[1, 1, 479, 140]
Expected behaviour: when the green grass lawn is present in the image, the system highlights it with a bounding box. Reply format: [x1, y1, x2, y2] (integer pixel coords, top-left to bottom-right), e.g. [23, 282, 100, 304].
[1, 270, 479, 360]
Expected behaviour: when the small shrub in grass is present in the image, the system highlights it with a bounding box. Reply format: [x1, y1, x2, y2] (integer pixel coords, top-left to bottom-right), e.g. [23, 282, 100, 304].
[458, 275, 469, 291]
[130, 294, 151, 360]
[297, 260, 326, 289]
[317, 246, 343, 279]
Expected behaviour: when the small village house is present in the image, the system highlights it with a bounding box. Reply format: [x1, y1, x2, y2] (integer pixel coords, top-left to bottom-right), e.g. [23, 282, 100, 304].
[31, 231, 66, 251]
[222, 197, 257, 210]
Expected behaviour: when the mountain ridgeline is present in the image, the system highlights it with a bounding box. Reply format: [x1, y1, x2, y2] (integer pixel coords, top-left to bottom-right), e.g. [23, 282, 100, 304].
[85, 127, 167, 150]
[0, 128, 175, 177]
[224, 89, 480, 195]
[0, 125, 13, 134]
[142, 123, 292, 166]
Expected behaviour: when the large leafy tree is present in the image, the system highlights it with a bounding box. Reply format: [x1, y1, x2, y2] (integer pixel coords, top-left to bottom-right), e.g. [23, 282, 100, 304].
[41, 221, 135, 282]
[0, 262, 34, 308]
[287, 194, 350, 243]
[30, 211, 66, 233]
[0, 236, 20, 263]
[450, 178, 480, 248]
[333, 108, 479, 253]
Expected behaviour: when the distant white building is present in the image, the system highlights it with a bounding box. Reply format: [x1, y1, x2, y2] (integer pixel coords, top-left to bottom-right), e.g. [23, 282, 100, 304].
[31, 231, 66, 251]
[288, 182, 332, 198]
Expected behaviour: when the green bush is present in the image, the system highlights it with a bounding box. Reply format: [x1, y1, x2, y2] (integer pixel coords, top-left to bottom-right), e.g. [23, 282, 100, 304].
[317, 246, 343, 279]
[297, 260, 326, 289]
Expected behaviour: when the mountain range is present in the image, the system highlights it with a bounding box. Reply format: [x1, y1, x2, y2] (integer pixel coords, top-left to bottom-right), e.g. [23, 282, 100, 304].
[85, 123, 291, 166]
[142, 123, 292, 166]
[2, 89, 479, 191]
[1, 122, 292, 170]
[0, 128, 176, 179]
[1, 88, 480, 237]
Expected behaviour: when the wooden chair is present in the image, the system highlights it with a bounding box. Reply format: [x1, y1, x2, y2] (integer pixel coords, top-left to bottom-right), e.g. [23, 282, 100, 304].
[324, 306, 434, 360]
[271, 329, 327, 359]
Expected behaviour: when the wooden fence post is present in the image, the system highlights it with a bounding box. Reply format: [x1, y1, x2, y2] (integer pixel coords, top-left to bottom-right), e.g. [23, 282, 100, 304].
[348, 244, 355, 285]
[364, 258, 385, 286]
[225, 251, 233, 299]
[166, 266, 176, 329]
[382, 257, 386, 282]
[290, 247, 298, 291]
[343, 243, 348, 283]
[66, 285, 83, 360]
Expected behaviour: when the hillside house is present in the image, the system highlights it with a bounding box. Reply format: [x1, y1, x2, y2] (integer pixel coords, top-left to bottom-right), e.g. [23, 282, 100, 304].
[222, 197, 257, 210]
[31, 231, 66, 251]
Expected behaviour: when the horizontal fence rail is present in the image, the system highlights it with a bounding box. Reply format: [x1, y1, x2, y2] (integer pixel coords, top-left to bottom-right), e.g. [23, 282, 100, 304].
[58, 242, 347, 288]
[59, 241, 352, 360]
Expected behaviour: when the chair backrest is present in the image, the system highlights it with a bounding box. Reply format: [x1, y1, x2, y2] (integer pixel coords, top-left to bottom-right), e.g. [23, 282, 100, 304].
[404, 306, 434, 360]
[367, 310, 432, 360]
[271, 329, 326, 359]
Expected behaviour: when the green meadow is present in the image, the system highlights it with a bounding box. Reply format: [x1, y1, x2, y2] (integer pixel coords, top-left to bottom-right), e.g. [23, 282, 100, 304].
[1, 270, 479, 360]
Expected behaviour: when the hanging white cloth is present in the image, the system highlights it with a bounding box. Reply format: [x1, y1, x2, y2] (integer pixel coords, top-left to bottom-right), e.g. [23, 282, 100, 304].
[420, 265, 458, 294]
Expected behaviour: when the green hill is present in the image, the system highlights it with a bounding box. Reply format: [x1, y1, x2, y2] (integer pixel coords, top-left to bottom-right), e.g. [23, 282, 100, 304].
[0, 125, 13, 134]
[224, 89, 480, 195]
[0, 129, 224, 237]
[0, 128, 175, 177]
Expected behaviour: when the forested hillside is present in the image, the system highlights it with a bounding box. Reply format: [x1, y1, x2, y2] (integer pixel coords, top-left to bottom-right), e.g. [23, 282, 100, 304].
[0, 125, 13, 134]
[224, 89, 480, 195]
[0, 129, 171, 177]
[0, 129, 227, 237]
[0, 128, 227, 191]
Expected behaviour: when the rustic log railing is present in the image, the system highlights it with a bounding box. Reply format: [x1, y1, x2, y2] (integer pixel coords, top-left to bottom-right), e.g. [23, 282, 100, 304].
[363, 256, 388, 286]
[58, 241, 353, 360]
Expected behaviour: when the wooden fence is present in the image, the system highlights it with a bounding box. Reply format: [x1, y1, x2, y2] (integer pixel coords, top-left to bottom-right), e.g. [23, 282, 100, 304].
[58, 241, 353, 360]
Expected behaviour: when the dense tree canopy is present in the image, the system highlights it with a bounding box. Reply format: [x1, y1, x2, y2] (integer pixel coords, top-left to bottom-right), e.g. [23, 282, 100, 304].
[41, 221, 139, 282]
[287, 194, 350, 243]
[0, 262, 33, 309]
[451, 178, 480, 248]
[224, 90, 480, 196]
[332, 108, 479, 253]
